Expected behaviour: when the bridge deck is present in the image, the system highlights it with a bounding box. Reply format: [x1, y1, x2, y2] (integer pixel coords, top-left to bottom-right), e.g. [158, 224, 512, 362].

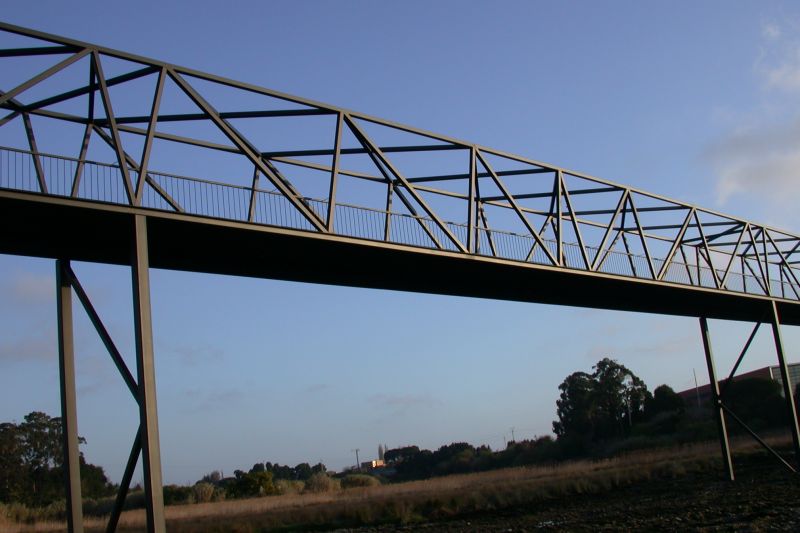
[2, 186, 798, 325]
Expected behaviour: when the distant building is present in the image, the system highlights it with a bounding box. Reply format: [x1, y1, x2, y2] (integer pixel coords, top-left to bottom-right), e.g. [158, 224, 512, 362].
[360, 459, 385, 470]
[679, 363, 800, 407]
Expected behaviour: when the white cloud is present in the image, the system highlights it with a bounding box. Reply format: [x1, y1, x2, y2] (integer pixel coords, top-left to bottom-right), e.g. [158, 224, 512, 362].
[706, 119, 800, 207]
[706, 19, 800, 220]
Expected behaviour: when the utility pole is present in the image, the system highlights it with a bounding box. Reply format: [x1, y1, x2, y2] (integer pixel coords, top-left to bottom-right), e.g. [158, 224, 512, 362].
[510, 427, 516, 442]
[351, 448, 360, 470]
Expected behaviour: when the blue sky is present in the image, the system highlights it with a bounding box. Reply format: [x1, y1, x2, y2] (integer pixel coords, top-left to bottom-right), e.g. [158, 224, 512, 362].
[2, 1, 800, 484]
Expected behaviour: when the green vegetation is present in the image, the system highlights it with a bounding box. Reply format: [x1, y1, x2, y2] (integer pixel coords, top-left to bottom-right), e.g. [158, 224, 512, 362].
[0, 412, 115, 507]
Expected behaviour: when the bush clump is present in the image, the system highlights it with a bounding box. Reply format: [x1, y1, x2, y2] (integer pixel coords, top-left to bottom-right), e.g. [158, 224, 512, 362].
[274, 479, 305, 495]
[192, 482, 215, 503]
[340, 474, 381, 489]
[304, 473, 340, 493]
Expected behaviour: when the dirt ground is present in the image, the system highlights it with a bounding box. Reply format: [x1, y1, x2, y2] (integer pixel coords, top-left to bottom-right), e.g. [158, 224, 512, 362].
[338, 453, 800, 532]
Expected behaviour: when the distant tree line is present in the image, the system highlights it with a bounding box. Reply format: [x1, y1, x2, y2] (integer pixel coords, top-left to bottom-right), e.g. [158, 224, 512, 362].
[4, 361, 795, 512]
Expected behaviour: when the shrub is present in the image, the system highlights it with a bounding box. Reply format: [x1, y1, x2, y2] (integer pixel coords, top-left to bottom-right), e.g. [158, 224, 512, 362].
[192, 482, 215, 503]
[163, 484, 193, 505]
[274, 479, 305, 495]
[340, 474, 381, 489]
[304, 472, 340, 493]
[227, 470, 276, 498]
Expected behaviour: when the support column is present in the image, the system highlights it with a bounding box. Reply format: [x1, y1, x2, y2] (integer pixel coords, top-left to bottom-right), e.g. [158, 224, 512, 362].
[769, 301, 800, 466]
[56, 259, 84, 533]
[699, 317, 735, 481]
[131, 215, 166, 533]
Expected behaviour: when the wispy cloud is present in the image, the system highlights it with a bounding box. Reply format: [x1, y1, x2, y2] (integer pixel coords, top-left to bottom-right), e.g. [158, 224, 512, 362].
[626, 334, 696, 357]
[706, 18, 800, 223]
[0, 335, 55, 361]
[1, 271, 54, 307]
[168, 343, 224, 365]
[757, 19, 800, 92]
[181, 387, 244, 413]
[368, 393, 440, 410]
[304, 383, 330, 394]
[706, 119, 800, 206]
[762, 22, 781, 41]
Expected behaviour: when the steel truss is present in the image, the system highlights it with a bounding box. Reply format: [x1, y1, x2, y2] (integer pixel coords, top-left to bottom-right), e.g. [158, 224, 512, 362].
[0, 23, 799, 532]
[699, 305, 800, 480]
[0, 22, 800, 300]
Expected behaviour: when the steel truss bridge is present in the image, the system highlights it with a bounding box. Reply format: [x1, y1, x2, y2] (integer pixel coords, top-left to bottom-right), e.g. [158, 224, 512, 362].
[1, 22, 799, 532]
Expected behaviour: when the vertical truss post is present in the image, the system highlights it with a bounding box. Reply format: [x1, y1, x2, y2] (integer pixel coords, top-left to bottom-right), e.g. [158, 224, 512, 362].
[131, 215, 166, 533]
[699, 317, 735, 481]
[56, 259, 84, 533]
[467, 147, 476, 253]
[769, 301, 800, 466]
[384, 182, 393, 242]
[741, 256, 747, 293]
[556, 171, 563, 265]
[248, 166, 259, 223]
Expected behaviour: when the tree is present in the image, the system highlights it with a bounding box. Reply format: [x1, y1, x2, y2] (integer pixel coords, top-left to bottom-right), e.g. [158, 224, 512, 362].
[592, 358, 650, 438]
[0, 411, 111, 506]
[553, 371, 595, 443]
[292, 462, 312, 481]
[227, 470, 276, 498]
[200, 470, 222, 484]
[646, 385, 685, 418]
[0, 422, 25, 502]
[552, 358, 651, 454]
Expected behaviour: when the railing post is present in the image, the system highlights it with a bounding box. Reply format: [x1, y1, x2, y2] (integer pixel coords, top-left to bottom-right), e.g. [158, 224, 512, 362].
[769, 301, 800, 467]
[131, 215, 166, 533]
[56, 259, 84, 533]
[699, 316, 735, 481]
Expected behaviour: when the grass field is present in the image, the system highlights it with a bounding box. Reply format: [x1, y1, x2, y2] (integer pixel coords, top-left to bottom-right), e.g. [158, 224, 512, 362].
[2, 436, 796, 532]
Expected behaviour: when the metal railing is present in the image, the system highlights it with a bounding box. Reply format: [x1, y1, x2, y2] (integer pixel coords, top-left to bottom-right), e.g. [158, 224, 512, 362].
[0, 146, 796, 300]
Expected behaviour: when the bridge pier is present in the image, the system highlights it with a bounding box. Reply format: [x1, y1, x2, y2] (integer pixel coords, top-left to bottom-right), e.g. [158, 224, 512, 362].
[769, 301, 800, 466]
[56, 259, 84, 533]
[54, 215, 165, 533]
[700, 308, 800, 480]
[132, 215, 166, 533]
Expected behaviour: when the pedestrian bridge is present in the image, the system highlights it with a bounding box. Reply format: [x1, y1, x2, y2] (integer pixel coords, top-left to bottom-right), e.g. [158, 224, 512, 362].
[2, 22, 800, 533]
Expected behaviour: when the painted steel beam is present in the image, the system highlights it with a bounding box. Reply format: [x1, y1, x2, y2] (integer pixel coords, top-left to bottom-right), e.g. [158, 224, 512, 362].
[131, 215, 166, 533]
[56, 259, 84, 533]
[699, 317, 735, 481]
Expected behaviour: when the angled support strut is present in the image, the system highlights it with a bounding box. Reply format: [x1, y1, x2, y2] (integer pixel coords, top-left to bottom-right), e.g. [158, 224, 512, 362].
[698, 316, 735, 481]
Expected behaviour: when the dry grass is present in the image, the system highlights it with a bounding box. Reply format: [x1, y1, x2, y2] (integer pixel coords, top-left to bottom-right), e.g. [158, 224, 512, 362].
[3, 435, 790, 533]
